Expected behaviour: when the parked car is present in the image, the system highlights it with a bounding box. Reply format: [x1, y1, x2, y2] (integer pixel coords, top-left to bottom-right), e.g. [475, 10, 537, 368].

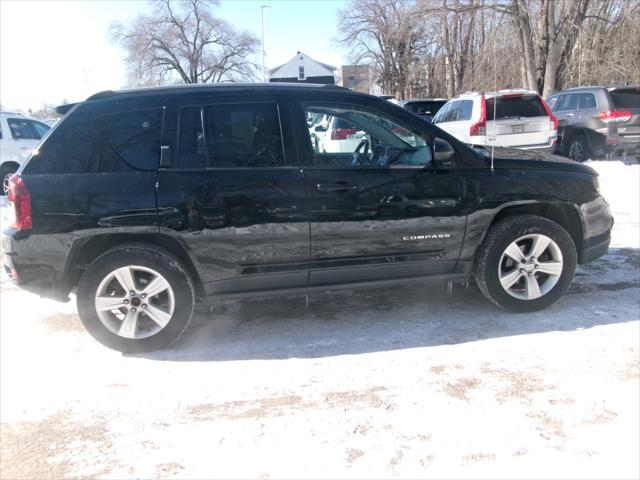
[546, 85, 640, 162]
[317, 115, 370, 153]
[2, 83, 612, 352]
[433, 89, 557, 152]
[400, 98, 448, 123]
[0, 111, 51, 191]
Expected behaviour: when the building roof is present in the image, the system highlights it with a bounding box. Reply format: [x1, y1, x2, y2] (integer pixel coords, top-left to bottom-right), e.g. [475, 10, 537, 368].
[269, 52, 336, 79]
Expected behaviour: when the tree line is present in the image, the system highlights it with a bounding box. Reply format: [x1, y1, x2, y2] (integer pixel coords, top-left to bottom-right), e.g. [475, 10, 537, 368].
[110, 0, 639, 100]
[338, 0, 640, 99]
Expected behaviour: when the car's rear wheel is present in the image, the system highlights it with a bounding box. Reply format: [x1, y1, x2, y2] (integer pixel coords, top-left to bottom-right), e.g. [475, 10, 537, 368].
[77, 246, 195, 352]
[475, 215, 577, 312]
[566, 134, 590, 162]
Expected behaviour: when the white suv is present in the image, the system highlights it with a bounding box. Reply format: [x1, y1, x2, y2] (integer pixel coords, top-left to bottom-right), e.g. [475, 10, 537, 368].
[0, 112, 51, 188]
[433, 89, 557, 152]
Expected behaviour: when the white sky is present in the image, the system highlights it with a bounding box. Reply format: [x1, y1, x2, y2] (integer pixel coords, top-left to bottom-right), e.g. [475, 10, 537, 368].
[0, 0, 347, 112]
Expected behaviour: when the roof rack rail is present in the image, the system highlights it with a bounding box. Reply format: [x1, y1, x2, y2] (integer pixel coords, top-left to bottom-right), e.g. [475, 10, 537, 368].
[86, 90, 116, 100]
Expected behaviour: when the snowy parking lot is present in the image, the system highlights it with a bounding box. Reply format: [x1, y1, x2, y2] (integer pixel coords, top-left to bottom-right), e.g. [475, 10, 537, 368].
[1, 160, 639, 479]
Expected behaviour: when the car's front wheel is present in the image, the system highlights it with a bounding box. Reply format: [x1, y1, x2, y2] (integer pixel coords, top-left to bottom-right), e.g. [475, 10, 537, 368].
[77, 246, 195, 352]
[475, 215, 577, 312]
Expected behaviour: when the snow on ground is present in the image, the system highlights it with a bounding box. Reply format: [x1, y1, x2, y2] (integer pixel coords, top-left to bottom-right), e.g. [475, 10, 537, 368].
[0, 159, 639, 479]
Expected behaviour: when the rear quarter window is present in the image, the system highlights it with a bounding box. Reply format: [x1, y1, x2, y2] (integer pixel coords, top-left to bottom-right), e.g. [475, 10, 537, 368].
[24, 114, 101, 174]
[487, 95, 547, 120]
[609, 89, 640, 109]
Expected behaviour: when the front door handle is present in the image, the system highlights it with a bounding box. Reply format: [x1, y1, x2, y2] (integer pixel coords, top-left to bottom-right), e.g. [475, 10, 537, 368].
[316, 183, 358, 192]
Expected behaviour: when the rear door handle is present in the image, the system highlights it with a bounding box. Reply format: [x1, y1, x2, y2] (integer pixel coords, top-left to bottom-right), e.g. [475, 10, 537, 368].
[316, 183, 358, 192]
[564, 113, 574, 118]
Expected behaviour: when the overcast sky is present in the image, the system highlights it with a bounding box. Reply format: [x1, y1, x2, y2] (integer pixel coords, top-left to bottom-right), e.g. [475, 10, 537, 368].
[0, 0, 348, 112]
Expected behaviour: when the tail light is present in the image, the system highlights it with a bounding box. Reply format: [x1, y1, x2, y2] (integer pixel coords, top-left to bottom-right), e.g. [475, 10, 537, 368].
[330, 128, 357, 140]
[599, 110, 632, 123]
[540, 98, 558, 131]
[6, 175, 32, 230]
[469, 95, 487, 136]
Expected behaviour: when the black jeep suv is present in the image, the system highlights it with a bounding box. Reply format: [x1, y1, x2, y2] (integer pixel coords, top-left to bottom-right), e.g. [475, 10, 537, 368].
[2, 83, 613, 352]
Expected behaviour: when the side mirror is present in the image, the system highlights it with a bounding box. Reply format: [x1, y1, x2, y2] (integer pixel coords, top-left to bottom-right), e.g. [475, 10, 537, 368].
[314, 125, 326, 133]
[433, 138, 454, 167]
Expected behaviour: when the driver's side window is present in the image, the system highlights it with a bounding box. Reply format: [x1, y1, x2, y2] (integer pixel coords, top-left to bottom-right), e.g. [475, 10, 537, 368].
[304, 104, 431, 168]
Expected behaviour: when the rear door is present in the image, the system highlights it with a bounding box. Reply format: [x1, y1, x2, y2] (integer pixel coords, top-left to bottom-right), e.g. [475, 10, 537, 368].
[156, 96, 310, 296]
[293, 99, 467, 287]
[486, 94, 553, 148]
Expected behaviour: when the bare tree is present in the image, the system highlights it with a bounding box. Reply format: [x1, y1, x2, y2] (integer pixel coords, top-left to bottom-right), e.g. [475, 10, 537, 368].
[338, 0, 428, 99]
[110, 0, 259, 85]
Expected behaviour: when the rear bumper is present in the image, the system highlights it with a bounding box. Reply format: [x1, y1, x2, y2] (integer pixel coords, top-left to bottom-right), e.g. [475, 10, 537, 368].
[607, 137, 640, 154]
[2, 229, 69, 301]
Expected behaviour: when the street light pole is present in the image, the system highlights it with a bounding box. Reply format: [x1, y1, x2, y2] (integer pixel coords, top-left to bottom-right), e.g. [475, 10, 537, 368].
[260, 5, 271, 82]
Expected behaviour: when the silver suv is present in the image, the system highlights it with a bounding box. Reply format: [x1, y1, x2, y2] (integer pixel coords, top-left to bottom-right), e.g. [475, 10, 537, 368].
[546, 85, 640, 161]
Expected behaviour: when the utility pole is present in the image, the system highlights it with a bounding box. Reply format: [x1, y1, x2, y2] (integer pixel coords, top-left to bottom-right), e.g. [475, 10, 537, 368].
[261, 5, 271, 82]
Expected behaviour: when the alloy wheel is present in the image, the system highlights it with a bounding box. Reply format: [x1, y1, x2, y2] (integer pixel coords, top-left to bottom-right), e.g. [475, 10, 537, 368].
[498, 234, 563, 300]
[568, 140, 585, 162]
[94, 265, 175, 339]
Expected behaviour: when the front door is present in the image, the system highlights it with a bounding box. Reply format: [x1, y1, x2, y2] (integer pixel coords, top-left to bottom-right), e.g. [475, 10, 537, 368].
[157, 97, 309, 296]
[295, 101, 467, 287]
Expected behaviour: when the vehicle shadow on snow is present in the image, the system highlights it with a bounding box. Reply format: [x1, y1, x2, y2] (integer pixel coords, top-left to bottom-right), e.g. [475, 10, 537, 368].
[135, 247, 640, 362]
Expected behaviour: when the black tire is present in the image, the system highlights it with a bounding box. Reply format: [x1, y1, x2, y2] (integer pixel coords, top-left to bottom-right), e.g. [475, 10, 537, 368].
[474, 215, 577, 313]
[565, 134, 590, 162]
[0, 164, 18, 196]
[77, 246, 195, 353]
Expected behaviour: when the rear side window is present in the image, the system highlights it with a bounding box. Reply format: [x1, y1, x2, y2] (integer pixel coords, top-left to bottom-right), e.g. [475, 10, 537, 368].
[204, 103, 284, 168]
[577, 93, 597, 109]
[556, 94, 578, 112]
[442, 101, 461, 122]
[175, 103, 284, 168]
[486, 95, 547, 120]
[177, 106, 206, 168]
[458, 100, 473, 121]
[96, 109, 163, 170]
[610, 89, 640, 109]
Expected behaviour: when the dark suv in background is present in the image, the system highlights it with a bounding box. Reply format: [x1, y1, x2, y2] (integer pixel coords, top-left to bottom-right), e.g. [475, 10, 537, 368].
[546, 85, 640, 161]
[2, 84, 613, 352]
[399, 98, 448, 123]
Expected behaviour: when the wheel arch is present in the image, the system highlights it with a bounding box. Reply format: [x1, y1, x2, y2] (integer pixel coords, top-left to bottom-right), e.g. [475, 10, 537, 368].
[485, 202, 585, 262]
[0, 160, 21, 169]
[561, 126, 603, 156]
[63, 233, 205, 299]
